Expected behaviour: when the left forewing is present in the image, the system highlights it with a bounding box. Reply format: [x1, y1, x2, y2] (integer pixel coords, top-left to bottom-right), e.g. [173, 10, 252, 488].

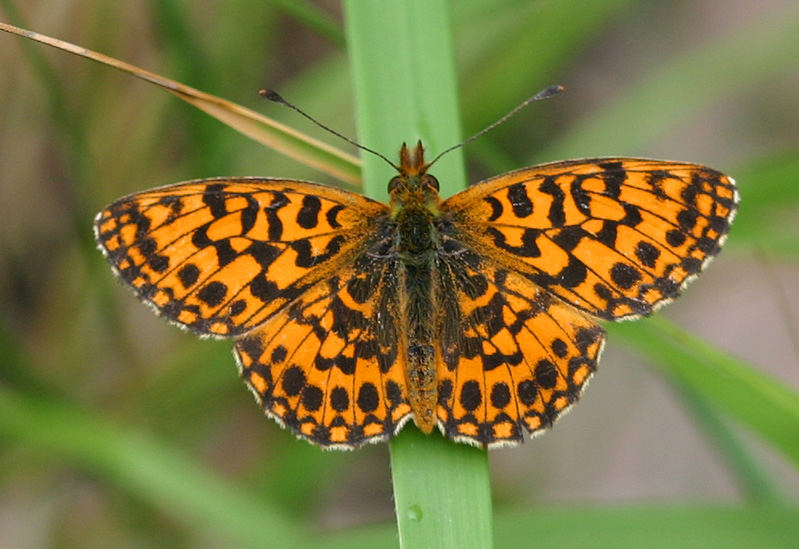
[94, 177, 389, 337]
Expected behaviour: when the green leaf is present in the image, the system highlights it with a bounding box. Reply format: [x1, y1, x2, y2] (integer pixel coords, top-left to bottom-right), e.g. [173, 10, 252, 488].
[492, 505, 799, 548]
[610, 317, 799, 468]
[0, 386, 307, 549]
[728, 151, 799, 255]
[317, 504, 799, 549]
[343, 2, 493, 548]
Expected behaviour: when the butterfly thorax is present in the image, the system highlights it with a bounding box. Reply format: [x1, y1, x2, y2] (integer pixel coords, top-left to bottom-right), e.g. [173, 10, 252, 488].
[387, 142, 442, 433]
[389, 143, 442, 258]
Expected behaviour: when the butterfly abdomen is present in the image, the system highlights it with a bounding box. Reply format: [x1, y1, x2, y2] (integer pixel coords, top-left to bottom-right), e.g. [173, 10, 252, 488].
[395, 203, 439, 433]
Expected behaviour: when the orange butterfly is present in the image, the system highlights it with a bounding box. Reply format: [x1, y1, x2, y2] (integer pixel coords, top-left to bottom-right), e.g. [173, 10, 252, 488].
[95, 94, 738, 449]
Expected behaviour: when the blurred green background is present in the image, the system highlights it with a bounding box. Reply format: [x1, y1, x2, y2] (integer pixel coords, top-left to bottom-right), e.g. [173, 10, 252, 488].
[1, 1, 798, 547]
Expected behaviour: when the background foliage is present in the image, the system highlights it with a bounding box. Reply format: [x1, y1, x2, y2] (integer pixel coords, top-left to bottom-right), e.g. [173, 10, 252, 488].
[1, 1, 798, 547]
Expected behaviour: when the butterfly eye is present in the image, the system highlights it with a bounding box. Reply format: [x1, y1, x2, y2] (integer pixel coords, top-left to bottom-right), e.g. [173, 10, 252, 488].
[388, 176, 402, 193]
[426, 175, 440, 191]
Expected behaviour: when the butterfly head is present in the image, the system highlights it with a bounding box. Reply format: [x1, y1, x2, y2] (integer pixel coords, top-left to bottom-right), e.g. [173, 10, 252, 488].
[388, 141, 441, 210]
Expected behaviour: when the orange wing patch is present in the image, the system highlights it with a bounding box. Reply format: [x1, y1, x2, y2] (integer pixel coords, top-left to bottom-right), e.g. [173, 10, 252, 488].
[443, 159, 738, 320]
[95, 178, 388, 337]
[435, 240, 604, 447]
[234, 247, 412, 448]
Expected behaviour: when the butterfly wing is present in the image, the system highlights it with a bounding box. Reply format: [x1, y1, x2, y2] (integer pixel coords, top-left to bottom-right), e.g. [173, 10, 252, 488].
[234, 237, 414, 448]
[434, 239, 604, 447]
[441, 159, 738, 320]
[94, 177, 389, 336]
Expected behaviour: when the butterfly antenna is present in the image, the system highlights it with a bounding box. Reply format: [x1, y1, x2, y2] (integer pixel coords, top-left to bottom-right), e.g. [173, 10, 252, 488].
[260, 89, 401, 171]
[426, 84, 564, 169]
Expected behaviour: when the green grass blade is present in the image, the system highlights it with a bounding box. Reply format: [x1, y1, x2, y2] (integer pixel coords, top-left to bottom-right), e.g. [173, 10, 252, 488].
[343, 1, 492, 547]
[668, 380, 783, 502]
[343, 2, 466, 199]
[610, 317, 799, 468]
[0, 386, 307, 548]
[389, 429, 492, 548]
[492, 505, 799, 548]
[728, 151, 799, 254]
[317, 504, 799, 549]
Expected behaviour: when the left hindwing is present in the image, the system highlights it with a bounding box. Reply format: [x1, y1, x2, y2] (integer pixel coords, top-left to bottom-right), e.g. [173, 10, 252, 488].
[235, 241, 413, 448]
[441, 158, 738, 320]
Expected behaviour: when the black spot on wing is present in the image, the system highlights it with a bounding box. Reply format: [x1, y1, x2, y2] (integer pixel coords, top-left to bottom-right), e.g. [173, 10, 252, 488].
[571, 178, 592, 215]
[297, 195, 322, 229]
[330, 387, 349, 412]
[202, 183, 228, 219]
[490, 383, 511, 408]
[459, 380, 482, 412]
[507, 183, 533, 218]
[149, 254, 170, 273]
[229, 299, 247, 316]
[301, 384, 323, 411]
[197, 281, 227, 306]
[248, 241, 282, 268]
[282, 366, 306, 397]
[357, 383, 379, 413]
[264, 191, 289, 241]
[677, 209, 698, 231]
[326, 204, 344, 229]
[666, 229, 687, 247]
[598, 161, 625, 198]
[271, 344, 288, 364]
[485, 196, 503, 221]
[635, 241, 660, 268]
[610, 262, 641, 290]
[534, 359, 558, 389]
[178, 264, 200, 288]
[517, 379, 537, 406]
[539, 177, 566, 226]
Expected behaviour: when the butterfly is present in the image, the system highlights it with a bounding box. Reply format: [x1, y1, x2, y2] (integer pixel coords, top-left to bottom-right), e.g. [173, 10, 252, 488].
[95, 130, 737, 449]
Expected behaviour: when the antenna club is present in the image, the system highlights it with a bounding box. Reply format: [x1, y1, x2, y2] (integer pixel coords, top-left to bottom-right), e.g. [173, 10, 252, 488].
[540, 84, 565, 99]
[259, 89, 286, 104]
